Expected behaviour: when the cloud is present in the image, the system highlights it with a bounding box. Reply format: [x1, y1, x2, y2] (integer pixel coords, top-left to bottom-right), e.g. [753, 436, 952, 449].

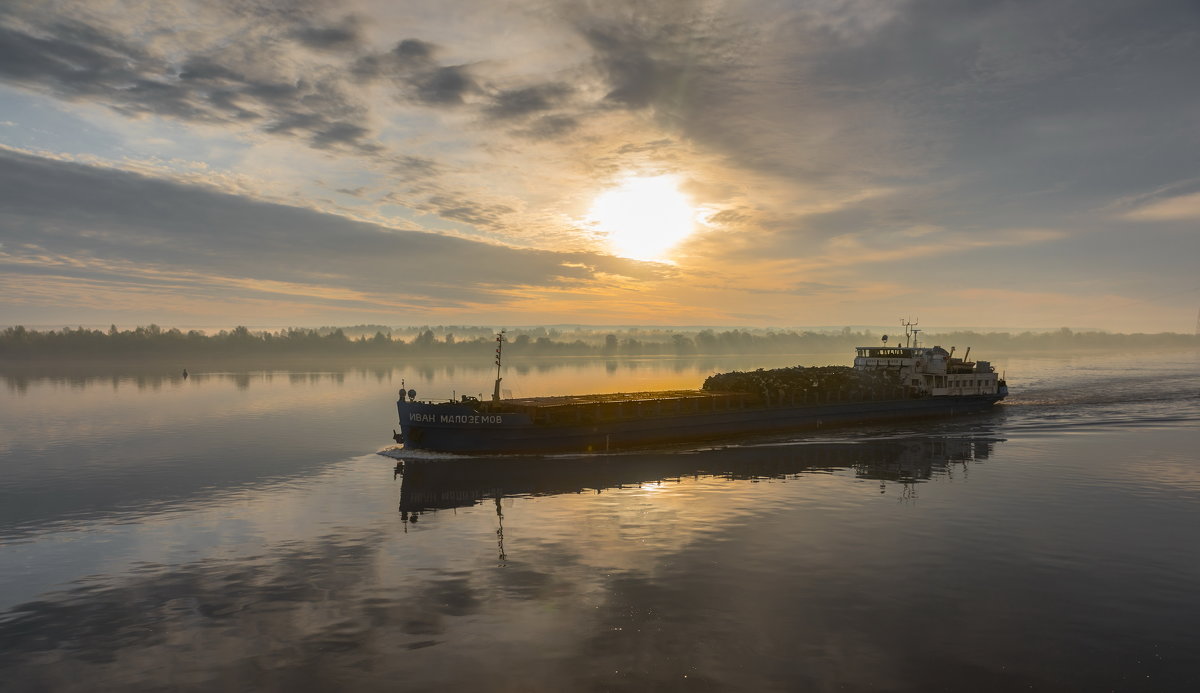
[568, 2, 741, 113]
[291, 17, 363, 52]
[745, 281, 853, 296]
[1124, 191, 1200, 221]
[0, 13, 388, 154]
[0, 20, 156, 99]
[0, 148, 664, 318]
[310, 121, 377, 151]
[349, 37, 481, 106]
[510, 114, 579, 139]
[419, 193, 515, 229]
[485, 83, 573, 120]
[352, 38, 439, 79]
[0, 5, 489, 162]
[413, 65, 477, 105]
[557, 0, 1200, 218]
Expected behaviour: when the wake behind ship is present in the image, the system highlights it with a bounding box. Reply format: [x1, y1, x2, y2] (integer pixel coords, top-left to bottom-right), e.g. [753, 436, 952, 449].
[392, 328, 1007, 455]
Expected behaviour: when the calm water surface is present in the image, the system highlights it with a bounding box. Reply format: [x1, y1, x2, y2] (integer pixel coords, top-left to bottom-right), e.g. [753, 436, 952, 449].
[1, 351, 1198, 691]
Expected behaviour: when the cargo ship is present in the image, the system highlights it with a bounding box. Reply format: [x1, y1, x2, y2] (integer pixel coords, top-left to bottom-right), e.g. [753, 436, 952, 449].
[392, 325, 1007, 454]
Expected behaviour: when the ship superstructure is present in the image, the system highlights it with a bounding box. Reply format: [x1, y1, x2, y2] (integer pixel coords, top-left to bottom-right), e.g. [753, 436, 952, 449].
[853, 319, 1006, 399]
[854, 346, 1005, 398]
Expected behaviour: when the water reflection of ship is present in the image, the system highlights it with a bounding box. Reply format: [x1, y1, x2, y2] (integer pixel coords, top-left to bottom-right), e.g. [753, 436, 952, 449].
[394, 437, 1000, 520]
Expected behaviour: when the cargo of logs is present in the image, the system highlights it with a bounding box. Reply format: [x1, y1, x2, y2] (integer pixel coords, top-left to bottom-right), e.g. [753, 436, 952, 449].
[701, 365, 906, 405]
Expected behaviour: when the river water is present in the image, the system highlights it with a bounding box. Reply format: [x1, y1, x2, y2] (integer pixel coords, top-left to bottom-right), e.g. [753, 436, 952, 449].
[1, 350, 1197, 691]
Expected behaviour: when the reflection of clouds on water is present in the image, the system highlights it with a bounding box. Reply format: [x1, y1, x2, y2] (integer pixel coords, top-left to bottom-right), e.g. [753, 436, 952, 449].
[0, 527, 627, 690]
[1, 533, 382, 688]
[1, 530, 536, 689]
[0, 437, 1001, 691]
[1, 425, 1197, 691]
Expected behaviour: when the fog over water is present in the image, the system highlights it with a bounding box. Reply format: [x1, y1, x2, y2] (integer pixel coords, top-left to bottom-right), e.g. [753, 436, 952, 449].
[1, 350, 1198, 691]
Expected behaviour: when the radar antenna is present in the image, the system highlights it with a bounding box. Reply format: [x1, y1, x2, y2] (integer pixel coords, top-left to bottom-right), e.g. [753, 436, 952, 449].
[492, 329, 506, 402]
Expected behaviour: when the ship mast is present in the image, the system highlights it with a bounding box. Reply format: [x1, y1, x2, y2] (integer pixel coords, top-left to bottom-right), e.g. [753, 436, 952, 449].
[492, 329, 506, 402]
[900, 318, 920, 348]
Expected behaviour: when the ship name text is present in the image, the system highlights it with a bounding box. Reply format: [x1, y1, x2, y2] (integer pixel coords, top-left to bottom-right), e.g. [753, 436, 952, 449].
[409, 412, 505, 425]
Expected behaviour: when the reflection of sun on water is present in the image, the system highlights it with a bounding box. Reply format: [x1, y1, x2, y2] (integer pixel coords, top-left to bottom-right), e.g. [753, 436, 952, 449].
[588, 175, 698, 261]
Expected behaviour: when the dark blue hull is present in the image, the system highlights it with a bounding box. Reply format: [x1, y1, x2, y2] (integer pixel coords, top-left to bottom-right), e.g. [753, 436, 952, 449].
[395, 395, 1004, 454]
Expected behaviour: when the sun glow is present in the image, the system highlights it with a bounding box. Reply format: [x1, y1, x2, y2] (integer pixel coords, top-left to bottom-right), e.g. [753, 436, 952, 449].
[588, 175, 698, 261]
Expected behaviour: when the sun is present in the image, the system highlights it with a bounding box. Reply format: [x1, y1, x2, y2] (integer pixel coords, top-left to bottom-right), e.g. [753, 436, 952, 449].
[588, 175, 698, 261]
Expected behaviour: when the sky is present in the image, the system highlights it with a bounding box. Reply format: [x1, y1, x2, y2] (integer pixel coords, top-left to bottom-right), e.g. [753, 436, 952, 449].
[0, 0, 1198, 332]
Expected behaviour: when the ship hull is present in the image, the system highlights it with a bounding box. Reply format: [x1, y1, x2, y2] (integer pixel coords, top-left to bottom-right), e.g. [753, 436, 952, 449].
[395, 395, 1004, 455]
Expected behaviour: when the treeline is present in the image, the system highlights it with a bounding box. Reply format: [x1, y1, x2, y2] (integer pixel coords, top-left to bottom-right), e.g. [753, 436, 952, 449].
[917, 327, 1198, 352]
[0, 324, 865, 359]
[1, 324, 1196, 360]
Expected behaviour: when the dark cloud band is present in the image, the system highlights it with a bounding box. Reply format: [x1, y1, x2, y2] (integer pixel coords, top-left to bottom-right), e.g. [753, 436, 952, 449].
[0, 149, 664, 310]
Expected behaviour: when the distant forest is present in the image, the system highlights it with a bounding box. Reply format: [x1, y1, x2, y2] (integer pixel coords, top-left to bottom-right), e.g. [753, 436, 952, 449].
[1, 324, 1196, 361]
